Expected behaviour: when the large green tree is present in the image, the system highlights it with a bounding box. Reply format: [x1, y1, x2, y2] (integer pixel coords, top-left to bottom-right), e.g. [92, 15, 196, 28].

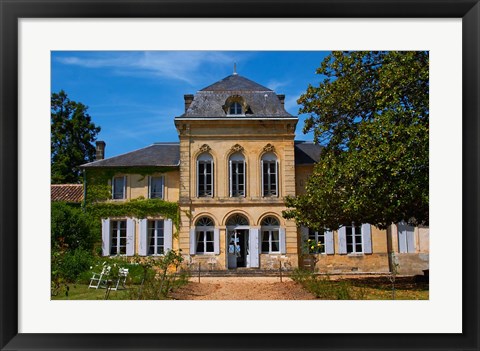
[51, 90, 101, 183]
[284, 51, 429, 230]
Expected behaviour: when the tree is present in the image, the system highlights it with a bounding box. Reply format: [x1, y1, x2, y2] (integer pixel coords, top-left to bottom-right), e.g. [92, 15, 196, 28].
[284, 51, 429, 230]
[51, 90, 101, 183]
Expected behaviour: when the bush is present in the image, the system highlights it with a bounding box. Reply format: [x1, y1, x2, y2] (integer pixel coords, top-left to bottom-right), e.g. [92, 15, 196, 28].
[51, 202, 98, 251]
[54, 248, 95, 283]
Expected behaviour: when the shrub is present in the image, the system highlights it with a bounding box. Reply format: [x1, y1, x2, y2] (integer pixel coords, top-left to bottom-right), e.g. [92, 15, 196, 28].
[55, 248, 95, 283]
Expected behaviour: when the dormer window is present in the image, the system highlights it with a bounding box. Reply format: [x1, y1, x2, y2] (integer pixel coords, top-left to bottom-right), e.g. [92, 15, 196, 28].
[229, 102, 243, 115]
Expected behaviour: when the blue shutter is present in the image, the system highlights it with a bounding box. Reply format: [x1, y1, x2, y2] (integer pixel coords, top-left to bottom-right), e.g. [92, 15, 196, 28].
[362, 224, 372, 254]
[126, 218, 135, 256]
[338, 226, 347, 254]
[189, 228, 196, 255]
[101, 218, 111, 256]
[279, 227, 286, 254]
[249, 228, 260, 268]
[261, 160, 264, 197]
[275, 161, 279, 197]
[406, 225, 415, 253]
[164, 219, 173, 252]
[139, 219, 147, 256]
[325, 230, 334, 254]
[213, 228, 220, 254]
[229, 160, 233, 197]
[211, 160, 214, 197]
[398, 222, 407, 253]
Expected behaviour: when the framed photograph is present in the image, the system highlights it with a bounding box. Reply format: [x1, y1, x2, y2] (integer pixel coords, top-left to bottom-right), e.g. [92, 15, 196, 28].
[1, 0, 478, 350]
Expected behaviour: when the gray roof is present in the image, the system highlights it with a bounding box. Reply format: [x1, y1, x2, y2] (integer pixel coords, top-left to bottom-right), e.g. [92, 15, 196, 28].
[81, 141, 321, 168]
[177, 74, 294, 119]
[294, 141, 323, 165]
[81, 143, 180, 168]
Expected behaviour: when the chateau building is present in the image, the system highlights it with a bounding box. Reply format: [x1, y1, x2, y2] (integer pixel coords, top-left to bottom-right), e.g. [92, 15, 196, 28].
[81, 73, 429, 275]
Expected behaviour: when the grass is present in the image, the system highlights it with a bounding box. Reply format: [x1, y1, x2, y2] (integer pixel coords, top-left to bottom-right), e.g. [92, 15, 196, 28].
[51, 284, 131, 300]
[291, 270, 429, 300]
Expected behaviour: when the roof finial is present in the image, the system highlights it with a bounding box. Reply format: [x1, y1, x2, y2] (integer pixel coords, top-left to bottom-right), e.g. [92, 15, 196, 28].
[233, 63, 238, 75]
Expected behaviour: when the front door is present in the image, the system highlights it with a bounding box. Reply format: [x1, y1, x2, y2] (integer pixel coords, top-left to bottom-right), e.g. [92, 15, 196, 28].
[227, 229, 248, 269]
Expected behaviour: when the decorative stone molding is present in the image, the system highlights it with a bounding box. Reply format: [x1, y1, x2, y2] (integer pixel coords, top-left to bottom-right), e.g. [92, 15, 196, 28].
[230, 144, 244, 153]
[199, 144, 211, 153]
[263, 143, 275, 153]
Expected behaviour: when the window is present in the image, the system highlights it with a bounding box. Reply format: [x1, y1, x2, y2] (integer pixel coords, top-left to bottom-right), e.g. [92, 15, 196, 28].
[229, 152, 246, 197]
[308, 229, 326, 254]
[398, 221, 415, 253]
[229, 102, 242, 115]
[197, 153, 213, 197]
[110, 220, 127, 255]
[261, 153, 278, 197]
[261, 216, 280, 253]
[148, 220, 164, 255]
[195, 217, 215, 254]
[346, 224, 363, 254]
[149, 176, 164, 199]
[112, 176, 126, 199]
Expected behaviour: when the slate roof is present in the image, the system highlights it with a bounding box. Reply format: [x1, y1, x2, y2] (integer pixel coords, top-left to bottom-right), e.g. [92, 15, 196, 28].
[294, 141, 323, 165]
[51, 184, 84, 202]
[81, 143, 180, 168]
[81, 141, 320, 168]
[177, 74, 294, 119]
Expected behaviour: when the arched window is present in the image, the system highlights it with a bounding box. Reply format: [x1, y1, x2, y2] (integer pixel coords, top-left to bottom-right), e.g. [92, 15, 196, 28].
[261, 152, 278, 197]
[195, 216, 215, 254]
[261, 216, 280, 253]
[229, 102, 243, 115]
[226, 213, 249, 227]
[229, 152, 246, 197]
[197, 153, 213, 197]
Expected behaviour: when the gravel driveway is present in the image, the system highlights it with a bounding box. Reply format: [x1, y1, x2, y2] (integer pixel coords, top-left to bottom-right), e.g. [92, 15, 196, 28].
[171, 277, 316, 300]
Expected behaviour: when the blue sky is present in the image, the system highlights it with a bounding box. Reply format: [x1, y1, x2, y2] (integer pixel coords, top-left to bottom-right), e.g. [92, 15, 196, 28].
[51, 51, 330, 158]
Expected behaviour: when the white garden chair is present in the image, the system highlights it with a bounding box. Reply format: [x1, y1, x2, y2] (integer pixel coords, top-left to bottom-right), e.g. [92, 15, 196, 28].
[88, 265, 111, 289]
[111, 268, 129, 291]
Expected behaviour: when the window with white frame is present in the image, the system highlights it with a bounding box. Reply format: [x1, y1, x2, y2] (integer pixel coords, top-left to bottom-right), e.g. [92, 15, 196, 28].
[229, 102, 243, 115]
[197, 153, 213, 197]
[112, 176, 126, 199]
[308, 229, 326, 254]
[110, 220, 127, 255]
[195, 217, 215, 254]
[148, 220, 164, 255]
[149, 176, 164, 199]
[261, 152, 278, 197]
[261, 216, 280, 253]
[346, 224, 363, 253]
[229, 152, 246, 197]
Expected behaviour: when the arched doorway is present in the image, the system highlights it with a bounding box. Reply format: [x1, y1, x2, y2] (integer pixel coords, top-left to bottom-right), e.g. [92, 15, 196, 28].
[225, 214, 249, 269]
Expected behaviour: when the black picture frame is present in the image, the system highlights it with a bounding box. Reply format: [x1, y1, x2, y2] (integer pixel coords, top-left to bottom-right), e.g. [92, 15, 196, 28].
[1, 1, 478, 350]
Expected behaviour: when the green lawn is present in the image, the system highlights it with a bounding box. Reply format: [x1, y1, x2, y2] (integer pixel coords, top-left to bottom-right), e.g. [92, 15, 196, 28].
[51, 284, 131, 300]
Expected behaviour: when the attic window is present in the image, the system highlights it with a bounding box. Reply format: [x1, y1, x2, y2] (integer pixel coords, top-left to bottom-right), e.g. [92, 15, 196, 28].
[229, 102, 242, 115]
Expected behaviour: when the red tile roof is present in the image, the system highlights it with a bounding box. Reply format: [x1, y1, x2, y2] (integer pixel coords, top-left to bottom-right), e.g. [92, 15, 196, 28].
[51, 184, 84, 202]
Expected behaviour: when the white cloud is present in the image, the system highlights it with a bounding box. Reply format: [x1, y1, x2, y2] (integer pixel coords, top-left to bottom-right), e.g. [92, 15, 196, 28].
[56, 51, 249, 85]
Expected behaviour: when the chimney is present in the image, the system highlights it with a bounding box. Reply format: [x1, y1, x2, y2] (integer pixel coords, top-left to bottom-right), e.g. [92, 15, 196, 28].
[184, 94, 194, 112]
[277, 94, 285, 107]
[96, 141, 106, 160]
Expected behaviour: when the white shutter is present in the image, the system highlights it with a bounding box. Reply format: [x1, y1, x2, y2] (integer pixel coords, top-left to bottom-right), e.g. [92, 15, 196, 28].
[196, 160, 199, 197]
[164, 219, 173, 252]
[101, 218, 111, 256]
[325, 230, 334, 254]
[338, 226, 347, 254]
[300, 226, 309, 254]
[275, 161, 279, 197]
[398, 222, 407, 253]
[406, 225, 415, 253]
[261, 160, 264, 197]
[249, 228, 260, 268]
[243, 161, 247, 197]
[123, 176, 127, 199]
[211, 160, 214, 197]
[189, 228, 196, 255]
[139, 219, 147, 256]
[362, 223, 372, 254]
[148, 176, 151, 199]
[229, 160, 233, 197]
[126, 218, 135, 256]
[279, 227, 286, 254]
[213, 228, 220, 254]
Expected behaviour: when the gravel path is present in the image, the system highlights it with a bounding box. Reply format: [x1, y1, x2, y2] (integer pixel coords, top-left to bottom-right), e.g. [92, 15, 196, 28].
[171, 277, 316, 300]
